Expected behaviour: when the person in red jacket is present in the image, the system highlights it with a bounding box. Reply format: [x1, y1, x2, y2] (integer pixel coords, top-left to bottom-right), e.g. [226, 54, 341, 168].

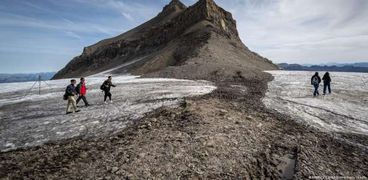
[76, 77, 90, 107]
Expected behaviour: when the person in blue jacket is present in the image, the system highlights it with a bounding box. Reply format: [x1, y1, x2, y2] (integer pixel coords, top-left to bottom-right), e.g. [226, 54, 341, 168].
[311, 72, 321, 97]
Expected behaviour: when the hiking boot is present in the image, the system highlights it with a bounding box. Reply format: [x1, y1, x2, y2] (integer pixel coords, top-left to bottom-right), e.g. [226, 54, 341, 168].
[66, 112, 72, 115]
[75, 110, 81, 113]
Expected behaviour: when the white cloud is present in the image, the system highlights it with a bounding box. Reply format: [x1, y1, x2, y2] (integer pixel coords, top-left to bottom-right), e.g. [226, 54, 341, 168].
[214, 0, 368, 63]
[65, 31, 82, 40]
[121, 12, 134, 21]
[79, 0, 159, 22]
[1, 0, 367, 67]
[0, 12, 120, 35]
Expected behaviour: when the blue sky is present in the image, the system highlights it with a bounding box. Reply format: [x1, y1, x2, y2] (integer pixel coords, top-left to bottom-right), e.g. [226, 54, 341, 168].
[0, 0, 367, 73]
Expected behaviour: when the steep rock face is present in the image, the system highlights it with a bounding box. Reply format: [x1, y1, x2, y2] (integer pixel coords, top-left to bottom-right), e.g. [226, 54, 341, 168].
[53, 0, 277, 80]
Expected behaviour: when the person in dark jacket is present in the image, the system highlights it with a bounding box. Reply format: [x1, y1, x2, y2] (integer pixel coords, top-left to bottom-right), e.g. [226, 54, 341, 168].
[102, 76, 116, 103]
[322, 72, 332, 95]
[76, 77, 90, 107]
[311, 72, 321, 97]
[65, 79, 80, 114]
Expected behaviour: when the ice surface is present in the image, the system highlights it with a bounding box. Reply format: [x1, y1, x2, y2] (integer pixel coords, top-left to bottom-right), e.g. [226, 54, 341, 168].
[263, 71, 368, 135]
[0, 75, 216, 152]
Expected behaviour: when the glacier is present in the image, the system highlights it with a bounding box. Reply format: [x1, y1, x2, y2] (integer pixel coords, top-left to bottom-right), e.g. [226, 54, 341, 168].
[0, 75, 216, 152]
[263, 71, 368, 136]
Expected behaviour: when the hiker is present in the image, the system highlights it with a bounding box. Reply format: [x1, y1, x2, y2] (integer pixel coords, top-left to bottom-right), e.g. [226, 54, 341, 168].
[322, 72, 332, 95]
[65, 79, 80, 114]
[76, 77, 90, 107]
[311, 72, 321, 97]
[101, 76, 116, 104]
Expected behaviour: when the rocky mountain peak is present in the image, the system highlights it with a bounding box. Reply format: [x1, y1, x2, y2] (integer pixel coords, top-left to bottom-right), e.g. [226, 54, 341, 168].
[169, 0, 186, 7]
[197, 0, 215, 6]
[52, 0, 277, 80]
[159, 0, 187, 17]
[190, 0, 239, 38]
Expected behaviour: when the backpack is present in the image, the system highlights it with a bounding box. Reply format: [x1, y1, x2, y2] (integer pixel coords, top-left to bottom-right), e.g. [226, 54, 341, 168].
[100, 83, 106, 91]
[63, 93, 68, 100]
[75, 83, 81, 95]
[312, 76, 319, 85]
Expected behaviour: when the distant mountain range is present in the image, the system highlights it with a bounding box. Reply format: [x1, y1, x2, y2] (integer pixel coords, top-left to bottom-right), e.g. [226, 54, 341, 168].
[0, 72, 55, 83]
[278, 63, 368, 73]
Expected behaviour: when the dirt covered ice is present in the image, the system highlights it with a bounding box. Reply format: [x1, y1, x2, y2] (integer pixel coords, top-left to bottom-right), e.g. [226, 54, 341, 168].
[263, 71, 368, 136]
[0, 76, 216, 152]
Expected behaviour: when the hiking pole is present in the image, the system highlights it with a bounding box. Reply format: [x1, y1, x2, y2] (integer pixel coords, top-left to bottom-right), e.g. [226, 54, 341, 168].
[361, 77, 367, 88]
[42, 80, 53, 88]
[38, 75, 41, 95]
[22, 80, 38, 99]
[22, 75, 53, 98]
